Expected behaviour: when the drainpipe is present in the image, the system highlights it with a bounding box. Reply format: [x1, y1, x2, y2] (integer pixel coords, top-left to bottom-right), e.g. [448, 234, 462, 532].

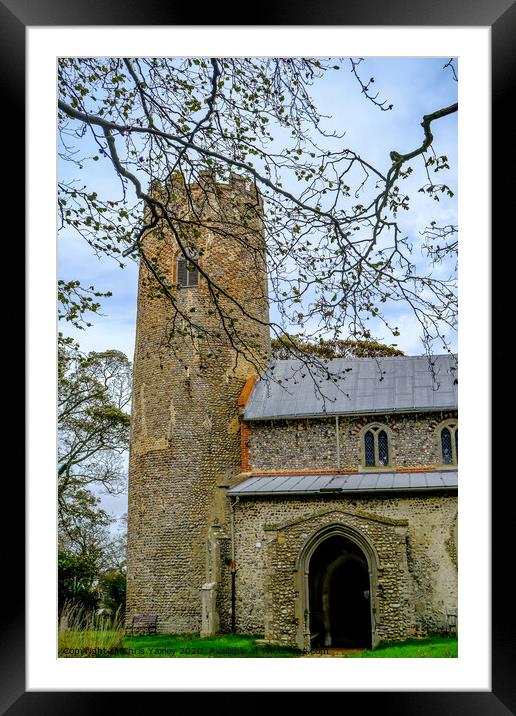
[335, 415, 341, 471]
[229, 496, 240, 633]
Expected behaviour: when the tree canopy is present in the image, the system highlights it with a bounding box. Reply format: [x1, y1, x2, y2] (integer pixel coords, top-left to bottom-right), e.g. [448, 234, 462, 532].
[58, 341, 131, 612]
[58, 342, 130, 549]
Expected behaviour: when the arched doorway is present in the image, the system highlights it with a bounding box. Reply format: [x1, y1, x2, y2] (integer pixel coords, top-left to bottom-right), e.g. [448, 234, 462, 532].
[294, 523, 380, 651]
[308, 535, 371, 647]
[294, 523, 379, 650]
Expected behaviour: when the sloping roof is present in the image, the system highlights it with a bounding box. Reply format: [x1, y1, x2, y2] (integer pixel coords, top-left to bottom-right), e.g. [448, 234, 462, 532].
[243, 354, 458, 421]
[228, 470, 458, 496]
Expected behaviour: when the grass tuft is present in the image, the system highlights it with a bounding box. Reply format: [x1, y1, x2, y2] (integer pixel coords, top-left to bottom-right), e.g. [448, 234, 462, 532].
[58, 601, 125, 657]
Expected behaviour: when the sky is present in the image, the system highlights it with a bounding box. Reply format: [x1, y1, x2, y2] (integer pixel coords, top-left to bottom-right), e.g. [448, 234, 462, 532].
[58, 57, 458, 521]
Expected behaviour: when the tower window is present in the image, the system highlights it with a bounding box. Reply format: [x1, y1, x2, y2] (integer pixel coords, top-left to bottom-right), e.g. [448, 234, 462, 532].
[177, 254, 199, 288]
[438, 420, 458, 465]
[362, 425, 390, 468]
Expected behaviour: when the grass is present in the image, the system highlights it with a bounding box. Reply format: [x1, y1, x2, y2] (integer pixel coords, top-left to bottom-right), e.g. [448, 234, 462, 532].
[344, 635, 458, 658]
[58, 602, 125, 657]
[114, 634, 301, 658]
[58, 610, 457, 659]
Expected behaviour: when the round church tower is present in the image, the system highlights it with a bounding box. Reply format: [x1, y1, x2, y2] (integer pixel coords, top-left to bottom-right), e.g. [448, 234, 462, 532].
[125, 172, 271, 633]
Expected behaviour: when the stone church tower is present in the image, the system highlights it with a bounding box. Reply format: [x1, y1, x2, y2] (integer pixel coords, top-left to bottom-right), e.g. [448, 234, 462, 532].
[126, 173, 271, 633]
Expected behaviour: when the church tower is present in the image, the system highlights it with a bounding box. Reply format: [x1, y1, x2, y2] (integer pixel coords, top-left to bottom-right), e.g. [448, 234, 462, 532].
[126, 172, 271, 633]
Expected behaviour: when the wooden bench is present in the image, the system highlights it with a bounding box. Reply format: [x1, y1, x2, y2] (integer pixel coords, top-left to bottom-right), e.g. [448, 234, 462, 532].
[131, 613, 159, 635]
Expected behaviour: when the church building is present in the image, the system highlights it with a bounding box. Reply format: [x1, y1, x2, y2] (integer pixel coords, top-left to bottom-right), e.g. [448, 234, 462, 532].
[125, 175, 458, 651]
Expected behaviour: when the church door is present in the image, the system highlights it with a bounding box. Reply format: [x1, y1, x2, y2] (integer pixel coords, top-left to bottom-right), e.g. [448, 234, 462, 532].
[308, 534, 372, 648]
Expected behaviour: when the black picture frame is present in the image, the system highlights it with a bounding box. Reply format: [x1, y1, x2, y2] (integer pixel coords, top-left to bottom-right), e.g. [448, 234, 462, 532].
[9, 0, 509, 711]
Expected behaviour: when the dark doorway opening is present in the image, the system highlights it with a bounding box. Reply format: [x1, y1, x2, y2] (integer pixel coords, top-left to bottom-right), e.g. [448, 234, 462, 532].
[308, 534, 371, 648]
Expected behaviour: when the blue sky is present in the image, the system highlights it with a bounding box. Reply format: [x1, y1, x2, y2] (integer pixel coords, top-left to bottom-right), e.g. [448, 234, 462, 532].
[58, 57, 458, 520]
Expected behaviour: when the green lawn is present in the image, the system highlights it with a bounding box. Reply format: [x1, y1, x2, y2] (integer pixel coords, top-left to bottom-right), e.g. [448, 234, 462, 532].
[59, 632, 457, 658]
[114, 634, 301, 658]
[344, 635, 458, 658]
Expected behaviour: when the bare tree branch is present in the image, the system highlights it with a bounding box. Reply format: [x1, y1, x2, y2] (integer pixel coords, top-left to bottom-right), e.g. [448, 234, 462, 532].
[58, 57, 458, 380]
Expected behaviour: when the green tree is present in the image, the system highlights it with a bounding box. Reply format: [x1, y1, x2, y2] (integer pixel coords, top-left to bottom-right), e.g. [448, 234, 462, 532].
[58, 342, 131, 611]
[98, 569, 126, 617]
[58, 520, 127, 615]
[58, 549, 101, 613]
[58, 342, 131, 537]
[58, 57, 457, 365]
[98, 517, 127, 617]
[58, 505, 127, 615]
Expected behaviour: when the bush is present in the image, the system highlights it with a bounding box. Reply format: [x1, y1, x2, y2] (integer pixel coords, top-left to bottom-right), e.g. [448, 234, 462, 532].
[98, 569, 126, 619]
[58, 551, 101, 613]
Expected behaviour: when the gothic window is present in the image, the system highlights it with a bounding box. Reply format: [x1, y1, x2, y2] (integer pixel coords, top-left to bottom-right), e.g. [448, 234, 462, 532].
[362, 424, 390, 468]
[438, 420, 458, 465]
[177, 253, 199, 287]
[364, 430, 375, 466]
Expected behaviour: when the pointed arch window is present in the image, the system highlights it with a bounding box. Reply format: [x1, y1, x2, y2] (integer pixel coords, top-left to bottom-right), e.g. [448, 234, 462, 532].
[438, 420, 458, 465]
[177, 252, 199, 288]
[362, 425, 391, 468]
